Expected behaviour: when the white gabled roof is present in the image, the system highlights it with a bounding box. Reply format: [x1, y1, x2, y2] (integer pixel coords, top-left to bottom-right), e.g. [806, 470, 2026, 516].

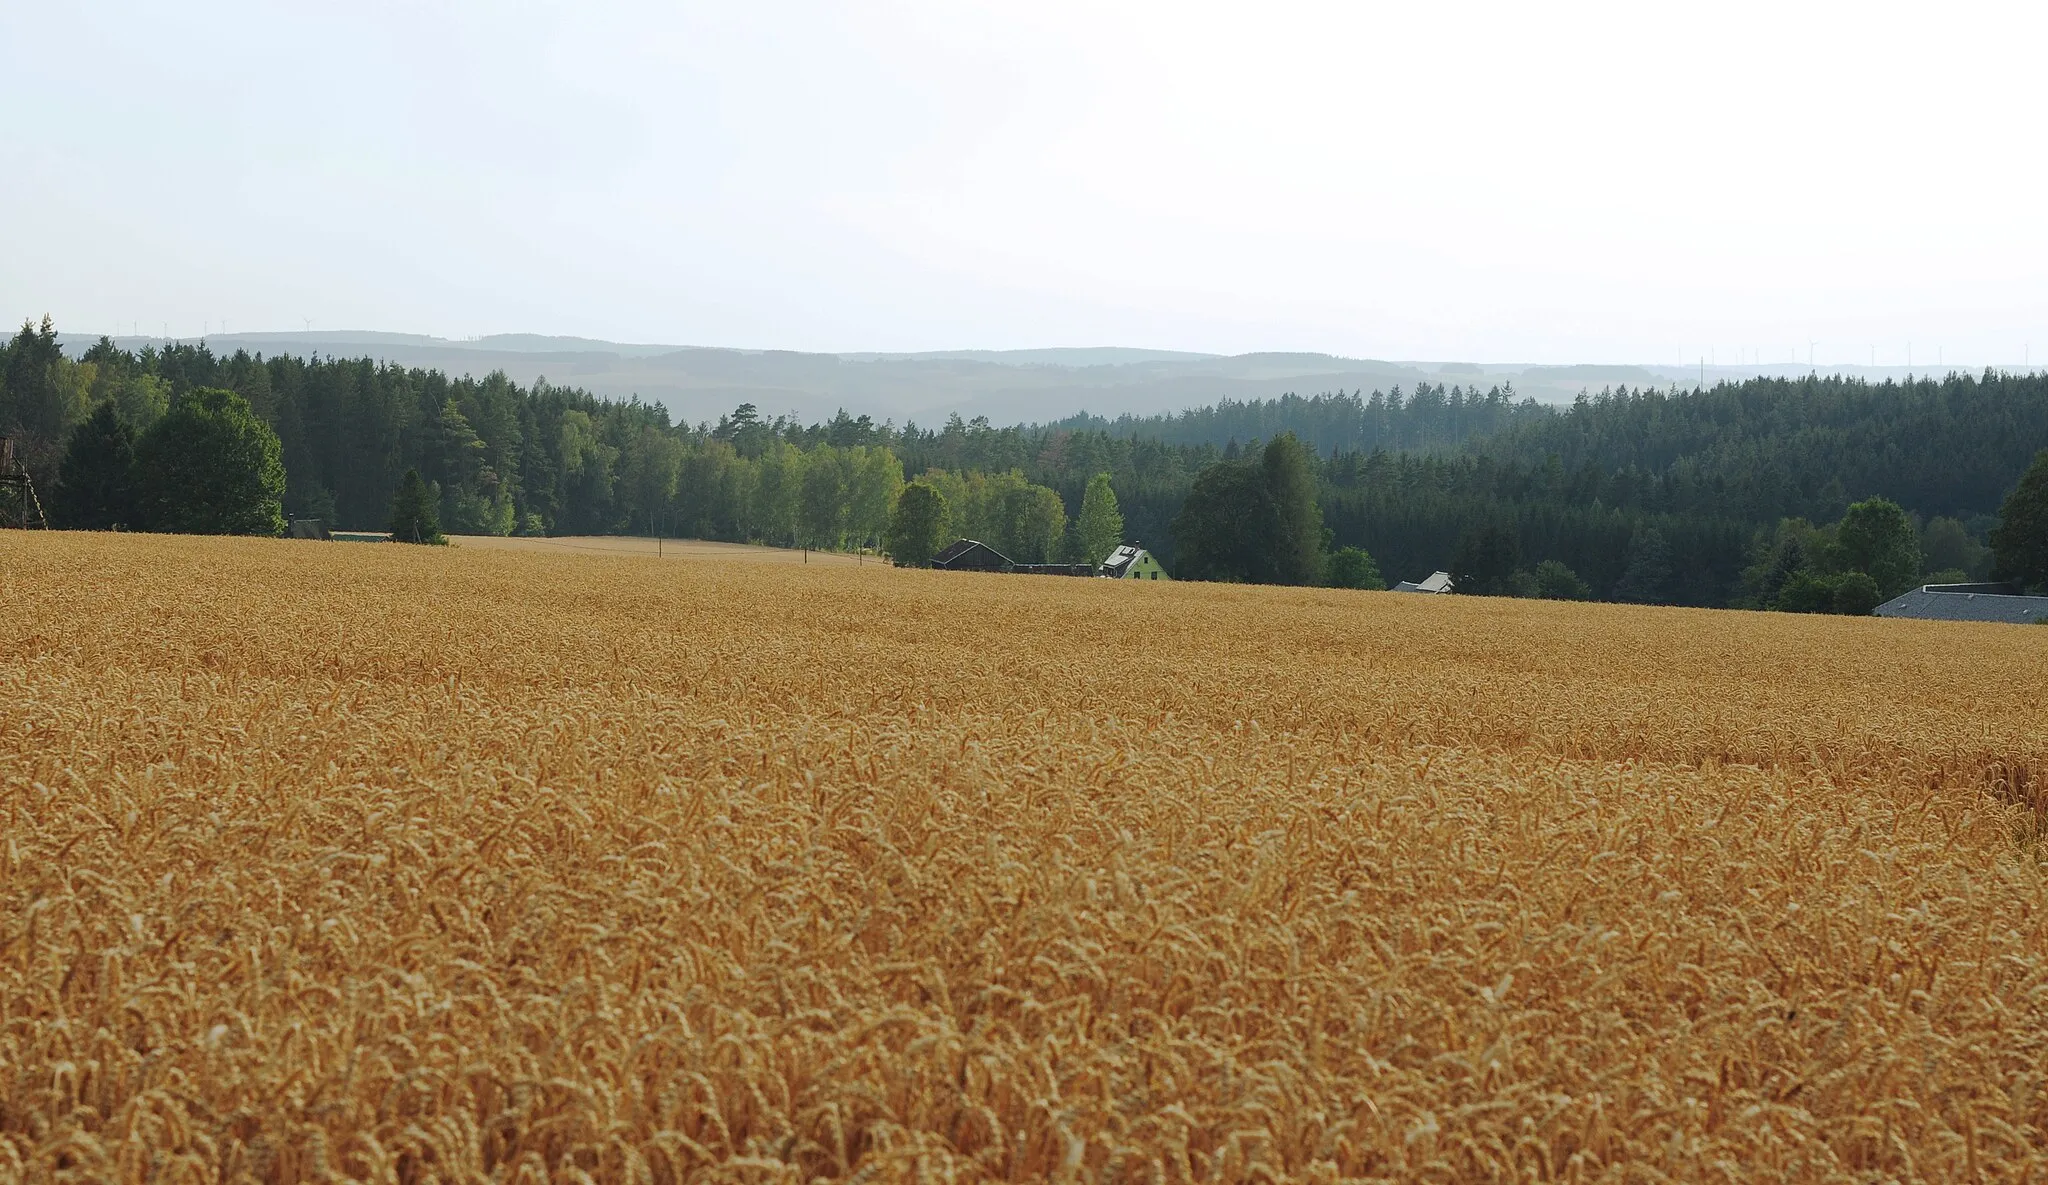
[1392, 570, 1454, 594]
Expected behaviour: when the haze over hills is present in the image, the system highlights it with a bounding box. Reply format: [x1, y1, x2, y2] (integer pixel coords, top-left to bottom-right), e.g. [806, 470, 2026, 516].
[52, 330, 2028, 428]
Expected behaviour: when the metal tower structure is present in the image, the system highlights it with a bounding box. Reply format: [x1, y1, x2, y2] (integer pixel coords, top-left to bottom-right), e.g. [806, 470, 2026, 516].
[0, 436, 50, 530]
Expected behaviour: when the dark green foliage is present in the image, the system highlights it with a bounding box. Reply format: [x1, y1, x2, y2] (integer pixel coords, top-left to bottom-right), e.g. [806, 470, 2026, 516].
[1612, 528, 1674, 604]
[1171, 435, 1324, 585]
[1172, 460, 1275, 582]
[1, 317, 65, 439]
[387, 469, 444, 544]
[884, 480, 949, 565]
[132, 387, 286, 536]
[1835, 497, 1921, 599]
[1531, 559, 1591, 600]
[965, 475, 1068, 564]
[1261, 435, 1326, 585]
[1056, 384, 1547, 454]
[1773, 568, 1881, 615]
[53, 403, 137, 529]
[1450, 524, 1520, 596]
[1775, 571, 1839, 614]
[1740, 524, 1814, 608]
[799, 452, 846, 550]
[1919, 517, 1987, 582]
[1832, 571, 1881, 616]
[1324, 546, 1383, 590]
[1991, 450, 2048, 594]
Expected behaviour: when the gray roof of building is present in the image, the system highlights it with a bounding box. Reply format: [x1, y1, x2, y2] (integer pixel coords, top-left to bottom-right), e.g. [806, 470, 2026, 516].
[1874, 586, 2048, 624]
[932, 538, 1011, 567]
[1100, 545, 1145, 576]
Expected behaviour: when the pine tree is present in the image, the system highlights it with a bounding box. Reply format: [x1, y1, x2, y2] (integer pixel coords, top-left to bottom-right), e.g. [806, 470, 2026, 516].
[387, 469, 445, 544]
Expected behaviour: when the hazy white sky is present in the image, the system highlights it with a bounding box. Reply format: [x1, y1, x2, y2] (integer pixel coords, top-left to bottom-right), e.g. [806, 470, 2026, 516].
[5, 1, 2045, 363]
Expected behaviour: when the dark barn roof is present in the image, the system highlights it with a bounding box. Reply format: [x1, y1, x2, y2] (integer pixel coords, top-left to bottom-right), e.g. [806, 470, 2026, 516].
[1875, 584, 2048, 625]
[930, 539, 1012, 571]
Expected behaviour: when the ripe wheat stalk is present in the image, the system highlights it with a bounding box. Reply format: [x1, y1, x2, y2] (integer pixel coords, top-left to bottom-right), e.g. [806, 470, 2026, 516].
[2, 531, 2046, 1182]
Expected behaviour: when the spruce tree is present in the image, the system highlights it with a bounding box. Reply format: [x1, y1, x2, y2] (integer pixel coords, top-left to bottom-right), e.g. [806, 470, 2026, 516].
[1990, 450, 2048, 593]
[387, 469, 445, 544]
[1613, 527, 1674, 604]
[52, 402, 137, 530]
[1450, 524, 1521, 596]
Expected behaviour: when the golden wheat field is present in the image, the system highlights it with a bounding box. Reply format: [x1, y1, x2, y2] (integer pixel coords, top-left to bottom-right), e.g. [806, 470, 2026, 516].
[5, 532, 2048, 1183]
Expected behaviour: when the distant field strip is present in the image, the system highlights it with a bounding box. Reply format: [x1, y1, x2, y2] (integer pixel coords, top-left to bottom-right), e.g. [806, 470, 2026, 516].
[4, 532, 2048, 1181]
[449, 535, 869, 564]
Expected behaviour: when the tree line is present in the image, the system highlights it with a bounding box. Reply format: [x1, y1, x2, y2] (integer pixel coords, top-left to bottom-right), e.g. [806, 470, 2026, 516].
[1, 320, 1184, 563]
[7, 317, 2046, 607]
[1052, 384, 1550, 454]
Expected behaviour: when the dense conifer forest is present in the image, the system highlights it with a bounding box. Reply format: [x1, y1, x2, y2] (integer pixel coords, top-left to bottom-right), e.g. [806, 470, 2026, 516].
[6, 317, 2046, 608]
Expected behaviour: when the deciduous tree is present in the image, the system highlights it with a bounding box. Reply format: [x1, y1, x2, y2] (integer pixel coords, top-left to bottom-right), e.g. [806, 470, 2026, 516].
[1835, 497, 1921, 598]
[884, 479, 950, 565]
[1076, 472, 1124, 565]
[132, 387, 286, 536]
[1324, 546, 1383, 590]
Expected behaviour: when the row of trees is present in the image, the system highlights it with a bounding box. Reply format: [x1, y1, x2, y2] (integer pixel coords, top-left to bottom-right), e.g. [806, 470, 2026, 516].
[1, 323, 1197, 560]
[1166, 432, 2048, 610]
[882, 471, 1127, 568]
[1054, 384, 1550, 455]
[53, 393, 286, 535]
[8, 317, 2046, 609]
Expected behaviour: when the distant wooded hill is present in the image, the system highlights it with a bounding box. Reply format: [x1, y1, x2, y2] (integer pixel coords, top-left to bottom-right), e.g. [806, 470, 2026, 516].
[57, 332, 1441, 427]
[58, 330, 1963, 427]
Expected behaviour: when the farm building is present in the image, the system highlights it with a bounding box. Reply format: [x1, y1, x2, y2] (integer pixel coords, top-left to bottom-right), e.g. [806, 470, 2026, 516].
[1391, 570, 1455, 594]
[1874, 582, 2048, 624]
[1100, 545, 1169, 580]
[930, 539, 1012, 572]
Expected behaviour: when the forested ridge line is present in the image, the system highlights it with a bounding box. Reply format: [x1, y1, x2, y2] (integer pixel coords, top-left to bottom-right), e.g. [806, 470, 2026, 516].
[7, 316, 2047, 608]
